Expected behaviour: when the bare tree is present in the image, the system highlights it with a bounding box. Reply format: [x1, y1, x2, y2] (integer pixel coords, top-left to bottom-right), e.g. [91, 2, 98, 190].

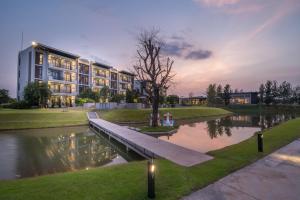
[133, 29, 175, 127]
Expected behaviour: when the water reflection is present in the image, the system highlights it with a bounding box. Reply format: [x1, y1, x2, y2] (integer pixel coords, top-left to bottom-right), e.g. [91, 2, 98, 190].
[0, 126, 141, 180]
[159, 113, 296, 153]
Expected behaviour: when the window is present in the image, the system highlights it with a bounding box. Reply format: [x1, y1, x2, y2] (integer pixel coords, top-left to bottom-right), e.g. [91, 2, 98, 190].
[79, 64, 89, 74]
[35, 65, 42, 79]
[49, 69, 62, 80]
[111, 72, 117, 81]
[35, 52, 43, 65]
[79, 74, 89, 85]
[65, 85, 71, 93]
[64, 73, 72, 82]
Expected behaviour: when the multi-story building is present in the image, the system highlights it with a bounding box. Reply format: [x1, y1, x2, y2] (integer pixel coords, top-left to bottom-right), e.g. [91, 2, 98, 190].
[17, 42, 134, 107]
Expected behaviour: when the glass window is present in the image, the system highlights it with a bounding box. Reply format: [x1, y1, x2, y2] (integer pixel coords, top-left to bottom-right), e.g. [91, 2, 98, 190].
[35, 52, 43, 65]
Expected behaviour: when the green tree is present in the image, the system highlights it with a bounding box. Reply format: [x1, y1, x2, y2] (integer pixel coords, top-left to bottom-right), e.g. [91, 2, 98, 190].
[271, 80, 278, 104]
[79, 88, 99, 102]
[0, 89, 10, 104]
[125, 89, 135, 103]
[264, 80, 273, 105]
[99, 86, 110, 103]
[259, 84, 264, 104]
[111, 93, 124, 103]
[279, 81, 292, 104]
[166, 95, 179, 105]
[223, 84, 231, 105]
[216, 84, 223, 105]
[206, 83, 217, 106]
[24, 82, 51, 107]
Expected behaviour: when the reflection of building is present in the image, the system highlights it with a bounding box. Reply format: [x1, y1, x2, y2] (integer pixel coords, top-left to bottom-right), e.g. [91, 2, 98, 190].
[17, 42, 134, 106]
[179, 96, 207, 105]
[230, 92, 258, 105]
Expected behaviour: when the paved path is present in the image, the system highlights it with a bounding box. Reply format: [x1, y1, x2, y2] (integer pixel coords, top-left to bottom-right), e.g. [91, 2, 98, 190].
[88, 112, 213, 167]
[182, 139, 300, 200]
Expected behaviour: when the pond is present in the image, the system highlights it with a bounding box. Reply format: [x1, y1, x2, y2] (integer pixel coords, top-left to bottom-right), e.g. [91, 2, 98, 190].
[0, 126, 143, 180]
[159, 113, 296, 153]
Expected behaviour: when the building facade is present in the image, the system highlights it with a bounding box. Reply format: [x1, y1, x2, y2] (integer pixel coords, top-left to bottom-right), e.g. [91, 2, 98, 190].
[229, 92, 258, 104]
[17, 42, 134, 107]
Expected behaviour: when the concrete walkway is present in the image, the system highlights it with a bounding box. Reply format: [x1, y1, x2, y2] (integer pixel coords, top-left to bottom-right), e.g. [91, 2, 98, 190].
[182, 139, 300, 200]
[88, 112, 213, 167]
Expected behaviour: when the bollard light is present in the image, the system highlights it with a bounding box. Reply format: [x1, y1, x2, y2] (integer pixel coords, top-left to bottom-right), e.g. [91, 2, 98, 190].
[148, 159, 155, 199]
[257, 132, 263, 152]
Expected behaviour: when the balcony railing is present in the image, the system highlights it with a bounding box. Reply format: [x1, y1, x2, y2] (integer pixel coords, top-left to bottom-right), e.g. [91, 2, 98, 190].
[48, 76, 77, 84]
[49, 63, 76, 72]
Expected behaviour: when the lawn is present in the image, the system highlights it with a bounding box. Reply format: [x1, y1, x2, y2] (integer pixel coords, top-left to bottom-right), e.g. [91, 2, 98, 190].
[0, 108, 88, 130]
[1, 118, 299, 200]
[97, 106, 231, 123]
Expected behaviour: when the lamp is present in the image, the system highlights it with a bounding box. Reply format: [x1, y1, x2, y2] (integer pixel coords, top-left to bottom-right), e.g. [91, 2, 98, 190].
[257, 132, 263, 152]
[148, 159, 155, 198]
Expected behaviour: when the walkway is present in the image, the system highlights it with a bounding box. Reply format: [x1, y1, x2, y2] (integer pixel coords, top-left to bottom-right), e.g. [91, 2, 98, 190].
[182, 139, 300, 200]
[88, 112, 213, 167]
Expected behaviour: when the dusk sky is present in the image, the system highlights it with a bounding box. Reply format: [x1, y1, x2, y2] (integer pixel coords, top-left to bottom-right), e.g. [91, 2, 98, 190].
[1, 0, 300, 97]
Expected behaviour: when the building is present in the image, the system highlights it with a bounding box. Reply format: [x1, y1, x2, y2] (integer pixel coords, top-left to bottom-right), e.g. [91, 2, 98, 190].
[229, 92, 258, 104]
[17, 42, 134, 107]
[179, 96, 207, 105]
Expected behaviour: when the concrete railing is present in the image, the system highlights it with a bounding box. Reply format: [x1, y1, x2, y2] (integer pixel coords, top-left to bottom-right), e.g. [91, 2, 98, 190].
[84, 102, 144, 110]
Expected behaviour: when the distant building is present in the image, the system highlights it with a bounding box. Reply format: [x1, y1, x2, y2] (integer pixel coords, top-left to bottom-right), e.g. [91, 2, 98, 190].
[17, 42, 134, 107]
[230, 92, 258, 104]
[179, 96, 207, 105]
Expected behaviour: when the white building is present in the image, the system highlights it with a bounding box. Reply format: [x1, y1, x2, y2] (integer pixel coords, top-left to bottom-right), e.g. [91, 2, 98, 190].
[17, 42, 134, 107]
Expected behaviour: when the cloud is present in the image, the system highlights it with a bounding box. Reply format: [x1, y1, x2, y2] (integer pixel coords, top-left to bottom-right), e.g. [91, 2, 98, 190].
[185, 50, 213, 60]
[194, 0, 240, 7]
[162, 41, 193, 56]
[163, 36, 212, 60]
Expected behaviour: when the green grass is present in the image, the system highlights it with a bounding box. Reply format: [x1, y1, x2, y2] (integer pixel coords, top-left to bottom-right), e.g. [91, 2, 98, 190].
[0, 108, 88, 130]
[97, 107, 231, 123]
[1, 118, 299, 200]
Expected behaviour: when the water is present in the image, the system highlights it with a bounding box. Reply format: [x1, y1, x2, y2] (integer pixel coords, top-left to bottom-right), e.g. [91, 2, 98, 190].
[159, 113, 296, 153]
[0, 126, 142, 180]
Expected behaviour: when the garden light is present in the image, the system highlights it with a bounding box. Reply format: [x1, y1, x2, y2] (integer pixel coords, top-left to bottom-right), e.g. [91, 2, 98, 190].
[257, 132, 263, 152]
[148, 159, 155, 199]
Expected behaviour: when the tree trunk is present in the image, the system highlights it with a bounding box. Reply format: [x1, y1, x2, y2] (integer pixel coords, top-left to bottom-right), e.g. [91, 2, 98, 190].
[152, 87, 159, 127]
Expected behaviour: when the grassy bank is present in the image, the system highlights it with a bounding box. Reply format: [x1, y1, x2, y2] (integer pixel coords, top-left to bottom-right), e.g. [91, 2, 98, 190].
[97, 106, 231, 123]
[224, 104, 300, 114]
[1, 118, 299, 200]
[0, 108, 88, 130]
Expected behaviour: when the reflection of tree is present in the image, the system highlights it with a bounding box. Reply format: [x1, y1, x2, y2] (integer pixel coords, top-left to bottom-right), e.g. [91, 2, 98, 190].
[206, 118, 232, 139]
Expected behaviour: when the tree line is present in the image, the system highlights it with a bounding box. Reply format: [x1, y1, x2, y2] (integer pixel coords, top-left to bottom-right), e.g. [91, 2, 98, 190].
[206, 83, 232, 106]
[259, 80, 300, 105]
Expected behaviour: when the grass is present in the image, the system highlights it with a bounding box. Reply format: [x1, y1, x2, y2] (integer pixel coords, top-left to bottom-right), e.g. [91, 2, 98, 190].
[1, 118, 299, 200]
[0, 108, 88, 130]
[97, 106, 231, 123]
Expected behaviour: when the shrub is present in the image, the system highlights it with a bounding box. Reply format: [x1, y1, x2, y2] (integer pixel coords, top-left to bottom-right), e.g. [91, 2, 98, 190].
[3, 100, 31, 109]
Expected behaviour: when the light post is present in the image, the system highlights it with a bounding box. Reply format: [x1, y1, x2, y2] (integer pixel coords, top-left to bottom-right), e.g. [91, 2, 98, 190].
[257, 132, 263, 152]
[148, 159, 155, 199]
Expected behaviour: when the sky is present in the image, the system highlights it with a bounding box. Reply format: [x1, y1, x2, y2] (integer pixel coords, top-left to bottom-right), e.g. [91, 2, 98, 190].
[0, 0, 300, 97]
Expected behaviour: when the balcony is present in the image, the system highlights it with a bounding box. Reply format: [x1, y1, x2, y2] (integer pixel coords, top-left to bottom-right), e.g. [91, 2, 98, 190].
[94, 73, 107, 78]
[48, 63, 77, 72]
[48, 76, 77, 84]
[51, 89, 77, 96]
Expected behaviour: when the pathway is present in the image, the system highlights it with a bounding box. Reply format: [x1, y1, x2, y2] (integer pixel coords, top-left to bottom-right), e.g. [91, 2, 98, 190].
[88, 112, 213, 167]
[182, 139, 300, 200]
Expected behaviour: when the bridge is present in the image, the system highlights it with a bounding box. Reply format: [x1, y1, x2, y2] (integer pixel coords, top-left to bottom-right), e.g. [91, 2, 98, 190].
[87, 112, 213, 167]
